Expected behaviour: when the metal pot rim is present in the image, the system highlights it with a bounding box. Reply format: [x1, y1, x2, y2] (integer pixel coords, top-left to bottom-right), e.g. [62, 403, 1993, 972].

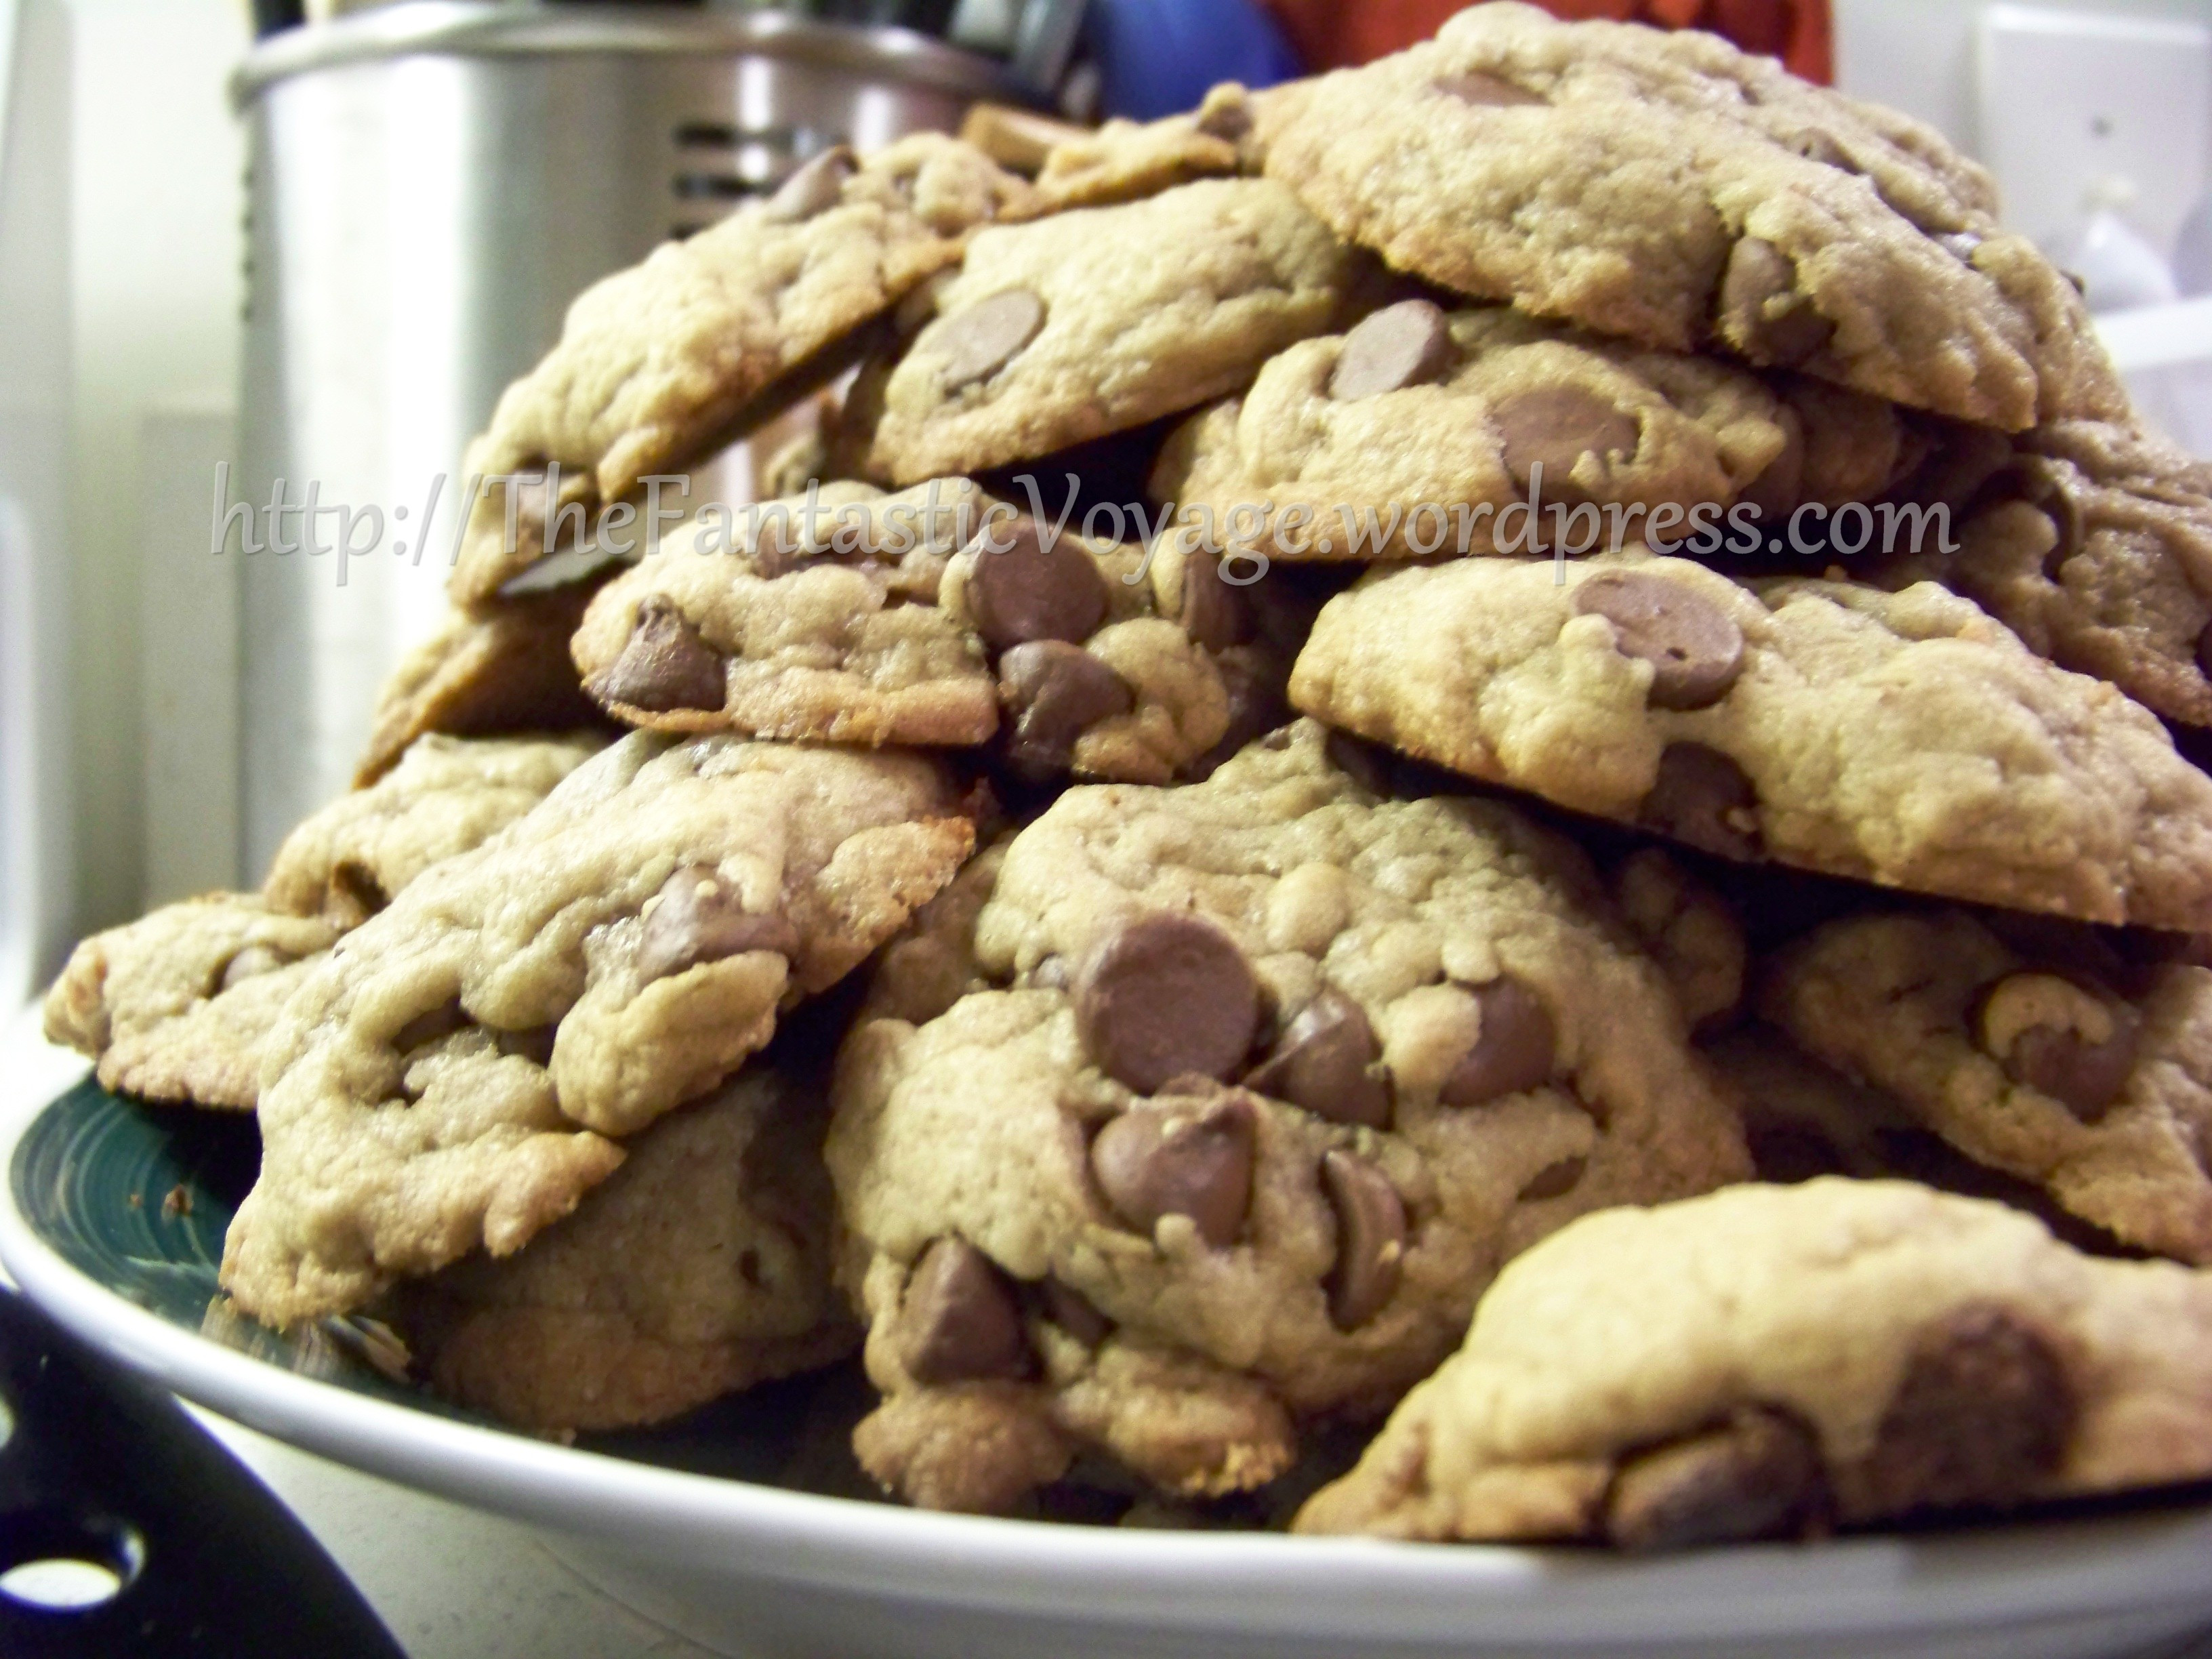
[232, 1, 1021, 110]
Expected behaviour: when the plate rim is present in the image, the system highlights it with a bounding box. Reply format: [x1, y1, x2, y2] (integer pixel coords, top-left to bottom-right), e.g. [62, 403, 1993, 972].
[7, 1036, 2212, 1646]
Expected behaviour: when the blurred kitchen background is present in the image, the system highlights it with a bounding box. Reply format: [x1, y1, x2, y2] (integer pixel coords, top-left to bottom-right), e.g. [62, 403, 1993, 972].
[5, 0, 2212, 1009]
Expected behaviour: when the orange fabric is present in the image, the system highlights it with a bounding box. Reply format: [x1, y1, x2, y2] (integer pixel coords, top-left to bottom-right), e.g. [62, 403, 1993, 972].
[1262, 0, 1832, 84]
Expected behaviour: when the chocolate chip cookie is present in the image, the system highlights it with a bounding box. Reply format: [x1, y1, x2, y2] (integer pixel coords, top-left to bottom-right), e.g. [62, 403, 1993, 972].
[572, 479, 1311, 785]
[1151, 299, 1908, 560]
[43, 733, 603, 1109]
[450, 136, 1038, 603]
[222, 732, 976, 1326]
[359, 583, 611, 785]
[1290, 554, 2212, 929]
[43, 896, 340, 1113]
[1761, 909, 2212, 1263]
[845, 178, 1361, 487]
[1261, 4, 2123, 430]
[1296, 1179, 2212, 1544]
[1884, 419, 2212, 729]
[1031, 82, 1267, 212]
[827, 720, 1748, 1513]
[402, 1059, 854, 1431]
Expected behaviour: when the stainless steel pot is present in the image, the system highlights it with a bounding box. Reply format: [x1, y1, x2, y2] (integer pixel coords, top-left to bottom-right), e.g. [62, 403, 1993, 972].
[230, 2, 1012, 874]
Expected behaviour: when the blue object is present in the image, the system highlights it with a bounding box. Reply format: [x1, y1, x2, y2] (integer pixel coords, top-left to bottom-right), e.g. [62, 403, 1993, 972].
[1084, 0, 1303, 121]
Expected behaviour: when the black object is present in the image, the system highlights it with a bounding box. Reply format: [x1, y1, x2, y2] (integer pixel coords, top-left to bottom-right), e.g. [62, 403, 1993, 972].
[0, 1288, 404, 1659]
[248, 0, 304, 39]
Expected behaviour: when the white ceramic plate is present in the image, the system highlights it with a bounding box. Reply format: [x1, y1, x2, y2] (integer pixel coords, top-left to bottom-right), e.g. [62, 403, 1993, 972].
[7, 1027, 2212, 1659]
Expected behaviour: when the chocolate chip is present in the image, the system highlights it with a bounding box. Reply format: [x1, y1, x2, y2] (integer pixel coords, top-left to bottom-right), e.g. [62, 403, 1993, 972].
[1075, 914, 1262, 1093]
[1435, 69, 1544, 106]
[966, 518, 1111, 650]
[1863, 1303, 2076, 1514]
[998, 640, 1133, 779]
[636, 865, 800, 984]
[1090, 1090, 1257, 1248]
[1039, 1278, 1112, 1345]
[1972, 972, 2140, 1123]
[1605, 1406, 1828, 1552]
[935, 287, 1046, 390]
[1573, 571, 1746, 710]
[898, 1237, 1033, 1385]
[1439, 975, 1557, 1106]
[1178, 546, 1256, 651]
[1737, 405, 1805, 520]
[1492, 386, 1640, 493]
[1244, 988, 1391, 1128]
[1319, 1149, 1406, 1328]
[219, 943, 287, 991]
[1719, 238, 1833, 368]
[596, 598, 727, 714]
[1517, 1154, 1586, 1202]
[761, 146, 855, 224]
[1639, 743, 1761, 861]
[1328, 300, 1455, 402]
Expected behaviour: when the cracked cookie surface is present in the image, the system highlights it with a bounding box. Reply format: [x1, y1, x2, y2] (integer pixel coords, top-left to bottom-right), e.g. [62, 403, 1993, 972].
[1296, 1179, 2212, 1544]
[1761, 909, 2212, 1264]
[1885, 419, 2212, 729]
[848, 178, 1361, 486]
[1260, 3, 2122, 430]
[573, 478, 1315, 785]
[450, 136, 1037, 602]
[222, 732, 975, 1327]
[43, 733, 603, 1109]
[1289, 553, 2212, 930]
[1151, 300, 1906, 560]
[827, 720, 1746, 1513]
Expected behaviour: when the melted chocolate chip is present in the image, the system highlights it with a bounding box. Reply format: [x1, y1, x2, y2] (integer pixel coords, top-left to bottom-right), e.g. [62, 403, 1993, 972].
[1639, 743, 1761, 861]
[1074, 914, 1262, 1093]
[998, 640, 1134, 779]
[935, 288, 1046, 390]
[1321, 1149, 1406, 1329]
[1329, 300, 1455, 402]
[1973, 972, 2140, 1123]
[1605, 1406, 1829, 1552]
[1090, 1090, 1257, 1248]
[761, 146, 855, 224]
[635, 865, 800, 984]
[899, 1237, 1033, 1385]
[1863, 1303, 2076, 1514]
[596, 598, 727, 714]
[966, 518, 1112, 649]
[1179, 546, 1257, 652]
[1719, 238, 1833, 367]
[1244, 988, 1391, 1128]
[1439, 975, 1557, 1106]
[1516, 1154, 1586, 1202]
[1493, 386, 1640, 493]
[1573, 571, 1746, 710]
[1039, 1278, 1113, 1345]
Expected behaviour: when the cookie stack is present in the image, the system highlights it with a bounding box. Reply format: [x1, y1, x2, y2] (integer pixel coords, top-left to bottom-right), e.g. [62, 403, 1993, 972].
[49, 4, 2212, 1548]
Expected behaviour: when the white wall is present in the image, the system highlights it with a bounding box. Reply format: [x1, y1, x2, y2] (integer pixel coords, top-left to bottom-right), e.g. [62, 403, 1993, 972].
[1835, 0, 2212, 158]
[61, 0, 247, 928]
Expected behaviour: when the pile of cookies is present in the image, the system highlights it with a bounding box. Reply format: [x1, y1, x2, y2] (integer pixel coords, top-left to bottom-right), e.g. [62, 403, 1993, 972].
[49, 3, 2212, 1550]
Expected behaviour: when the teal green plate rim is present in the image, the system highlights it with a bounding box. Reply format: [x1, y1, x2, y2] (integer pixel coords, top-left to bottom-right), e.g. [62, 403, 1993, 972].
[4, 1076, 890, 1491]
